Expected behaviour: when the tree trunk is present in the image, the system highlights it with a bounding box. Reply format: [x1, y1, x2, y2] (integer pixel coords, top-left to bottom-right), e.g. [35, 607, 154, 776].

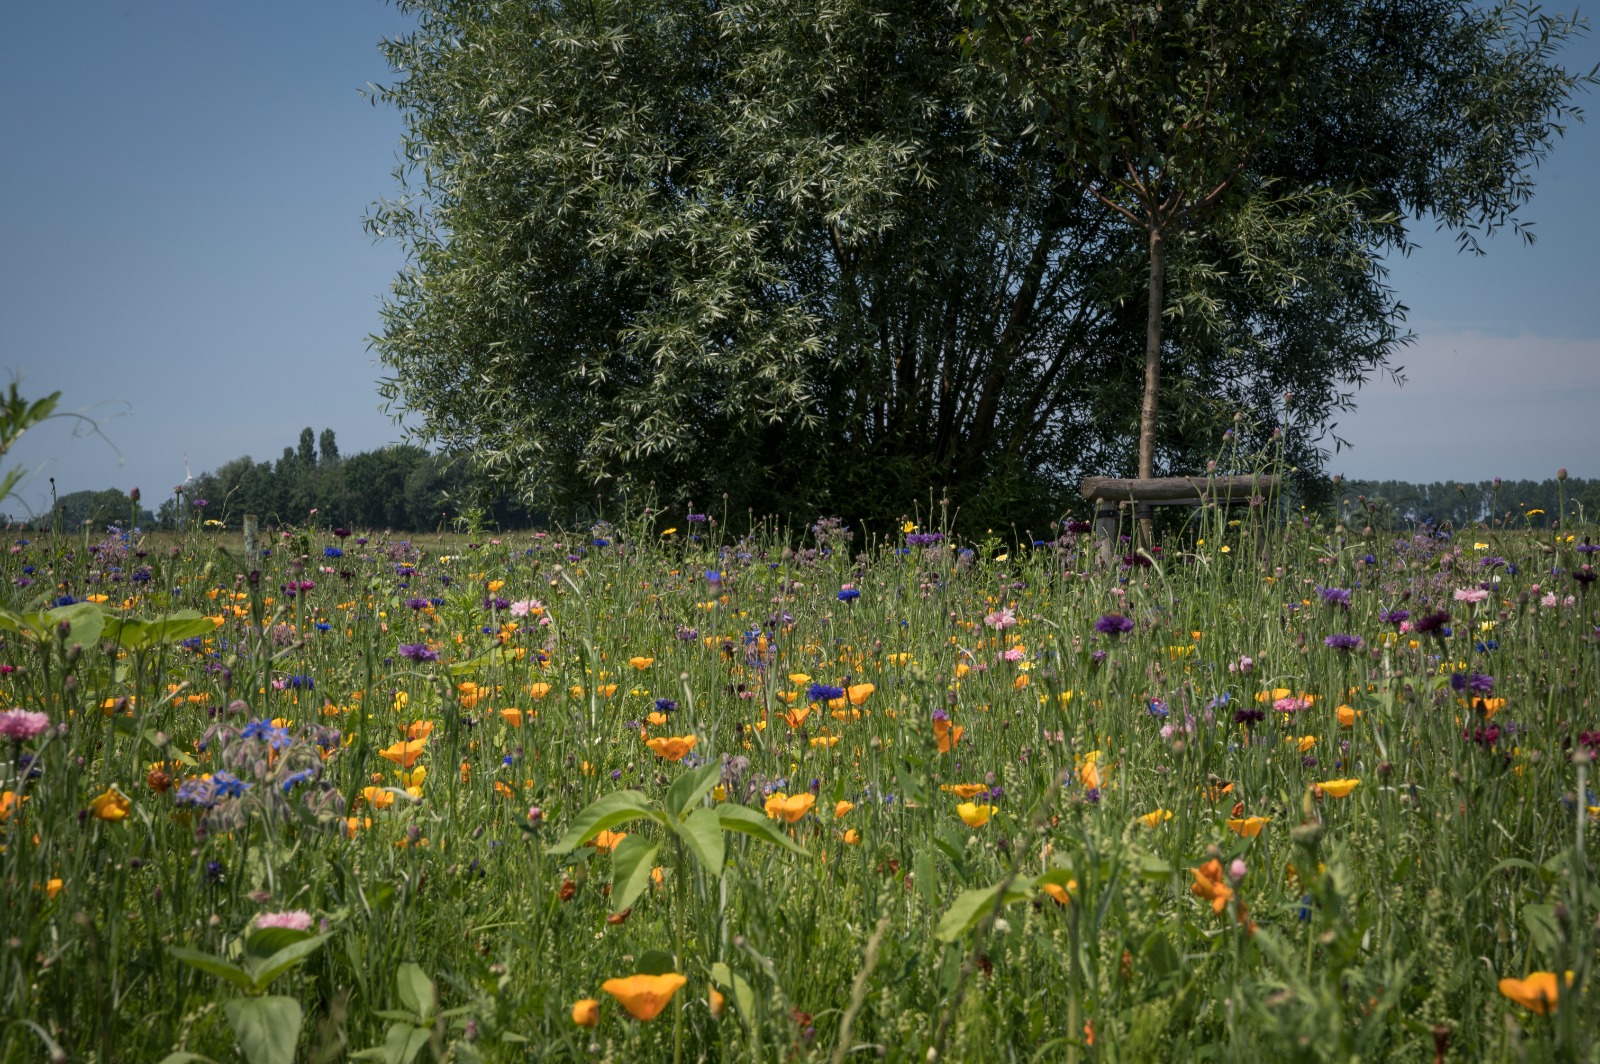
[1139, 226, 1166, 481]
[1137, 226, 1166, 547]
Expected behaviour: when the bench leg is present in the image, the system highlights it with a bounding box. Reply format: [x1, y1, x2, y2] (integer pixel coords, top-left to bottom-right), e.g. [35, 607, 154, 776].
[1094, 505, 1117, 565]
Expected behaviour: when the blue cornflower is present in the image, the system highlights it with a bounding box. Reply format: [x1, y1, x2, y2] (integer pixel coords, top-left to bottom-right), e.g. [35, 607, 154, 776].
[655, 698, 677, 713]
[1147, 699, 1169, 719]
[808, 683, 845, 702]
[1318, 587, 1352, 609]
[837, 588, 861, 602]
[324, 546, 344, 558]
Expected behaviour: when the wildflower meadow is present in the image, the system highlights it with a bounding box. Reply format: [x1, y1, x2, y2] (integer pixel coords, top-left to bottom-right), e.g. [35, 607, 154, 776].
[2, 491, 1598, 1062]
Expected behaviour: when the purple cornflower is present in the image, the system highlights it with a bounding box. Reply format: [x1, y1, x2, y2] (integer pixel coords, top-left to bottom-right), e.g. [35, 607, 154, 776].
[0, 709, 51, 742]
[1415, 610, 1451, 634]
[1146, 698, 1169, 719]
[1094, 614, 1134, 637]
[906, 532, 945, 547]
[1451, 672, 1495, 695]
[1324, 634, 1362, 652]
[1318, 587, 1352, 610]
[1232, 707, 1267, 726]
[399, 643, 439, 662]
[1379, 608, 1410, 626]
[404, 597, 430, 611]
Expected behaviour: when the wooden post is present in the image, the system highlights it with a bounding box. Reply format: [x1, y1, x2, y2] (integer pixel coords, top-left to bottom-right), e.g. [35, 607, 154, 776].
[243, 514, 257, 556]
[1077, 475, 1279, 566]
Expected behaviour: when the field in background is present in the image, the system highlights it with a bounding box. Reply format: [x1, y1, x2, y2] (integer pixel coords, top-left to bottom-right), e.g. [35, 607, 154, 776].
[1, 507, 1597, 1062]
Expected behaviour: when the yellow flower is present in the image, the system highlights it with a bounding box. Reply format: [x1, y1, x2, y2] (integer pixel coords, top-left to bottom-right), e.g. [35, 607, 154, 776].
[1288, 735, 1316, 754]
[90, 785, 131, 822]
[956, 802, 996, 828]
[886, 653, 912, 665]
[46, 878, 63, 899]
[942, 783, 987, 799]
[763, 792, 815, 823]
[572, 998, 601, 1027]
[660, 528, 677, 536]
[1316, 778, 1360, 799]
[809, 736, 839, 748]
[788, 673, 812, 685]
[1227, 816, 1270, 838]
[601, 973, 687, 1022]
[646, 735, 697, 761]
[1138, 809, 1172, 828]
[362, 786, 396, 810]
[1498, 971, 1572, 1014]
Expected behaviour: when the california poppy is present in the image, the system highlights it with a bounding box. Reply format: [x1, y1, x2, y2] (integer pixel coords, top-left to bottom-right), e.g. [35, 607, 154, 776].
[763, 792, 815, 823]
[1227, 816, 1270, 837]
[1138, 809, 1172, 827]
[1041, 879, 1078, 906]
[944, 783, 987, 799]
[957, 802, 996, 827]
[407, 720, 435, 741]
[89, 785, 131, 822]
[1336, 704, 1359, 727]
[572, 998, 600, 1026]
[934, 717, 964, 754]
[846, 683, 875, 706]
[781, 705, 812, 730]
[1498, 971, 1571, 1014]
[646, 735, 697, 761]
[601, 973, 687, 1022]
[1316, 778, 1359, 799]
[528, 682, 552, 700]
[593, 830, 627, 853]
[628, 656, 654, 670]
[361, 786, 397, 810]
[379, 739, 427, 768]
[1190, 860, 1233, 913]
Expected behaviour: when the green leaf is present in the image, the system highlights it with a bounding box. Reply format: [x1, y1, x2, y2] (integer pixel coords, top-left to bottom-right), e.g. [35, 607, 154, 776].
[156, 1055, 222, 1064]
[168, 947, 257, 993]
[935, 878, 1034, 944]
[242, 932, 330, 991]
[395, 962, 437, 1023]
[609, 834, 662, 914]
[715, 803, 807, 856]
[710, 961, 756, 1020]
[547, 790, 663, 854]
[243, 926, 314, 962]
[224, 995, 303, 1064]
[636, 949, 677, 976]
[1522, 902, 1559, 957]
[47, 601, 105, 647]
[674, 807, 726, 878]
[382, 1022, 431, 1064]
[664, 762, 722, 818]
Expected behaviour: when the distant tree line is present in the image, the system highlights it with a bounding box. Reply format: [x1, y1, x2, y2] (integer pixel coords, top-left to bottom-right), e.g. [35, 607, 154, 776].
[9, 429, 540, 534]
[1339, 476, 1599, 531]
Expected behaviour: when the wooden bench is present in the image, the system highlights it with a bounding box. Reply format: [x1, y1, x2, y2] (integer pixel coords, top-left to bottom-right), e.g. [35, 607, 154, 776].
[1078, 475, 1279, 562]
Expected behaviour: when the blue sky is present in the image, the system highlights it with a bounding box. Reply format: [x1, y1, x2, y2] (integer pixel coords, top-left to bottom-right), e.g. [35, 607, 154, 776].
[2, 2, 1596, 518]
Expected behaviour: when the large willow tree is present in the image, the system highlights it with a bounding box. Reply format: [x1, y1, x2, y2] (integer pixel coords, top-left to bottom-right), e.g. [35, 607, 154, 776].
[368, 0, 1587, 525]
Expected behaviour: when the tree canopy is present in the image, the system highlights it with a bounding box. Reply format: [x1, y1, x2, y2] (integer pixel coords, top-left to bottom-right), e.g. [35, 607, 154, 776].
[369, 0, 1592, 526]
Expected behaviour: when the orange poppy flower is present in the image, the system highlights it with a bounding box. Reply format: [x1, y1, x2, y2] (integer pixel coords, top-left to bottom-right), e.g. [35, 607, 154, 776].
[934, 718, 964, 754]
[834, 800, 855, 818]
[628, 656, 655, 670]
[593, 830, 627, 853]
[1190, 860, 1233, 913]
[646, 735, 697, 761]
[572, 998, 600, 1027]
[379, 739, 427, 768]
[840, 828, 862, 845]
[1227, 816, 1270, 838]
[601, 973, 687, 1022]
[456, 683, 482, 710]
[763, 792, 815, 823]
[1202, 780, 1235, 803]
[942, 783, 987, 799]
[781, 705, 812, 730]
[0, 791, 22, 823]
[1041, 879, 1078, 906]
[528, 682, 552, 700]
[1316, 778, 1359, 799]
[407, 720, 435, 741]
[1336, 704, 1359, 727]
[500, 708, 534, 727]
[846, 683, 875, 705]
[361, 786, 396, 810]
[1498, 971, 1572, 1014]
[646, 712, 669, 726]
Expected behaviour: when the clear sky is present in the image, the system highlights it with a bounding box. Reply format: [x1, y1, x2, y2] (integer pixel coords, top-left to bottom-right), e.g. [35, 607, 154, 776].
[2, 2, 1595, 519]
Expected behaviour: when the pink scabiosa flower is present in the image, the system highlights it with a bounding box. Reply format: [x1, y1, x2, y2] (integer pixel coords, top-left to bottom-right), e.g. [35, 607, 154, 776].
[1273, 696, 1312, 714]
[0, 709, 51, 743]
[1002, 647, 1025, 662]
[1453, 587, 1489, 604]
[254, 910, 313, 931]
[508, 599, 543, 618]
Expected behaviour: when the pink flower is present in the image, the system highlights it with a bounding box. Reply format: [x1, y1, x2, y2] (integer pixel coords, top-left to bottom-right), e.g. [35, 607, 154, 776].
[254, 910, 313, 931]
[509, 599, 543, 618]
[0, 709, 51, 742]
[1228, 858, 1247, 883]
[983, 608, 1017, 630]
[1002, 648, 1025, 662]
[1541, 593, 1559, 608]
[1273, 696, 1311, 714]
[1453, 588, 1489, 604]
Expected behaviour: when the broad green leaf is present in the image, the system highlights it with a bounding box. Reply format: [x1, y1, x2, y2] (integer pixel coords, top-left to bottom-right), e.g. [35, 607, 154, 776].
[395, 962, 437, 1022]
[168, 947, 257, 993]
[636, 949, 676, 976]
[369, 1021, 430, 1064]
[1523, 902, 1559, 957]
[224, 995, 303, 1064]
[548, 790, 663, 854]
[710, 961, 756, 1019]
[609, 833, 661, 914]
[664, 761, 722, 818]
[156, 1055, 222, 1064]
[674, 807, 725, 878]
[47, 601, 105, 647]
[243, 926, 314, 962]
[715, 803, 807, 856]
[242, 932, 330, 991]
[935, 878, 1034, 944]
